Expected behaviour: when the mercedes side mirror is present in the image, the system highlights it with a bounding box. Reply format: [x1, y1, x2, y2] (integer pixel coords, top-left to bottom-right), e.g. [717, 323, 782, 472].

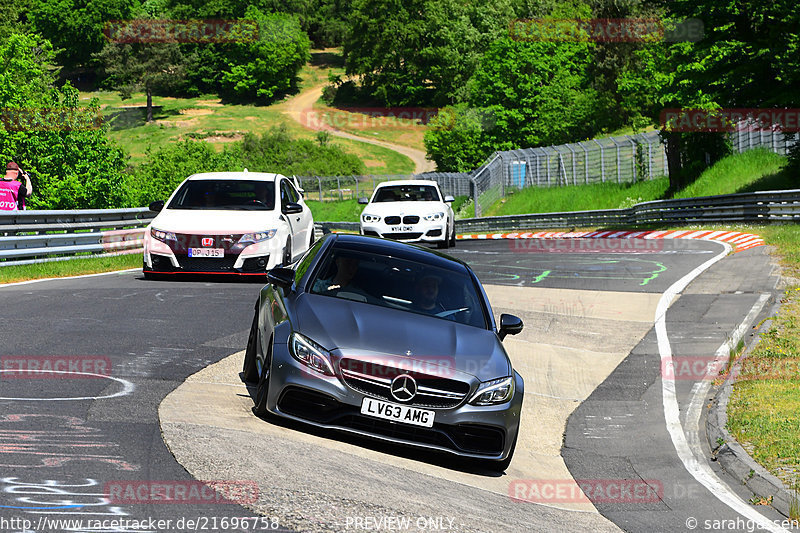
[148, 200, 165, 212]
[266, 267, 295, 291]
[444, 195, 455, 203]
[358, 197, 369, 204]
[498, 314, 523, 340]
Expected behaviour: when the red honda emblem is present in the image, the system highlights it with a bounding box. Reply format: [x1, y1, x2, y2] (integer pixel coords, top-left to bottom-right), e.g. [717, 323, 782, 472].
[201, 237, 214, 247]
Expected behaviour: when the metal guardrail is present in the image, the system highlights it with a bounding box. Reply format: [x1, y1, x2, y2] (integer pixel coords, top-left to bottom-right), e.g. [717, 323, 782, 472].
[0, 208, 152, 267]
[454, 189, 800, 232]
[2, 189, 797, 267]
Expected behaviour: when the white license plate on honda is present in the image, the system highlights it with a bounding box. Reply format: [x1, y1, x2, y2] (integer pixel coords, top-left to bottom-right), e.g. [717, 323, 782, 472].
[360, 397, 434, 428]
[390, 226, 414, 232]
[188, 248, 224, 258]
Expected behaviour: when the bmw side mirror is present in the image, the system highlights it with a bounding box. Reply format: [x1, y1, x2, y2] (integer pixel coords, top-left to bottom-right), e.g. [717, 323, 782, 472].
[498, 314, 523, 340]
[283, 202, 303, 214]
[266, 267, 295, 291]
[444, 195, 455, 203]
[358, 197, 369, 204]
[149, 200, 164, 212]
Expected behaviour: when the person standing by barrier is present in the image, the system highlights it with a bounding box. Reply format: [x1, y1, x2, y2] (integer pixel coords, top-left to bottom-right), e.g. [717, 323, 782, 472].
[0, 162, 33, 211]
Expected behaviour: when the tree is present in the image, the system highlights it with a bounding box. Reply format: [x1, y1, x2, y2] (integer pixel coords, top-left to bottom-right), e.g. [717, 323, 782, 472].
[343, 0, 515, 106]
[0, 33, 128, 209]
[425, 35, 603, 171]
[94, 42, 189, 122]
[219, 7, 310, 101]
[28, 0, 136, 74]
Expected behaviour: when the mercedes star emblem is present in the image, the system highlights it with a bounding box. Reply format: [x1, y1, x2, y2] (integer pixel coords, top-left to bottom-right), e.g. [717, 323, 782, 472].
[390, 374, 417, 402]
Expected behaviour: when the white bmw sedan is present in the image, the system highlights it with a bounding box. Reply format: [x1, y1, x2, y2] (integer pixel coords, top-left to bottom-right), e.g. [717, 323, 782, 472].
[143, 172, 314, 277]
[358, 180, 456, 248]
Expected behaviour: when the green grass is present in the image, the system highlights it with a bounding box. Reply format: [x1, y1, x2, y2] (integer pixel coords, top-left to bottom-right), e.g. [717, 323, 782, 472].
[485, 148, 793, 217]
[485, 177, 670, 216]
[674, 149, 790, 198]
[0, 254, 141, 284]
[306, 199, 363, 222]
[83, 47, 415, 174]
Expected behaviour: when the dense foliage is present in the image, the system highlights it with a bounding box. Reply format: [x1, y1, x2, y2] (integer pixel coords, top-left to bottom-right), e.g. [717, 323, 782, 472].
[0, 34, 127, 209]
[124, 128, 366, 207]
[5, 0, 798, 209]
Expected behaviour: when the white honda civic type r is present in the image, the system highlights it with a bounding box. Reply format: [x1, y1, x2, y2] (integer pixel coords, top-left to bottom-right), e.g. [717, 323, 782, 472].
[143, 172, 314, 277]
[358, 180, 456, 248]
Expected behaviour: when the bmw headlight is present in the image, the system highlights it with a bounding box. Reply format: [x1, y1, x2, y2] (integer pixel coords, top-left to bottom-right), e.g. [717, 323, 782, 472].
[423, 212, 445, 221]
[361, 213, 381, 223]
[290, 332, 335, 376]
[150, 227, 177, 243]
[238, 230, 277, 245]
[469, 376, 514, 406]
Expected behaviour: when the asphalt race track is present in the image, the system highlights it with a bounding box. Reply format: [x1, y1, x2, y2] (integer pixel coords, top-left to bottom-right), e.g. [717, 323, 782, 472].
[0, 238, 792, 533]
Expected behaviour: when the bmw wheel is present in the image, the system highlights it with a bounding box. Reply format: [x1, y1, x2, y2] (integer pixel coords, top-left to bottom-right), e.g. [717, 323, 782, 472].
[437, 227, 450, 249]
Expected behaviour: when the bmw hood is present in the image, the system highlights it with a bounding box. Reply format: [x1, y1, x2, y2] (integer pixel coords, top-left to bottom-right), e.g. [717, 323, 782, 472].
[150, 209, 280, 234]
[364, 201, 445, 217]
[294, 294, 512, 381]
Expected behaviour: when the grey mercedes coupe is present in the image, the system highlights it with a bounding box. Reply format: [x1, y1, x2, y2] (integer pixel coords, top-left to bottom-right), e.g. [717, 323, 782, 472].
[242, 233, 524, 470]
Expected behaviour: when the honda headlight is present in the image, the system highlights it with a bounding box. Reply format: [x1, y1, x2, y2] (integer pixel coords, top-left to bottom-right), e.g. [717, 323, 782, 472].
[423, 212, 445, 221]
[361, 213, 381, 223]
[238, 230, 277, 245]
[150, 227, 177, 243]
[290, 333, 335, 376]
[469, 376, 514, 406]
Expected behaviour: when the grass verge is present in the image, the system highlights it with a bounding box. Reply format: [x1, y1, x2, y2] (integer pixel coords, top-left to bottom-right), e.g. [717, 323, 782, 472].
[0, 254, 141, 284]
[727, 224, 800, 497]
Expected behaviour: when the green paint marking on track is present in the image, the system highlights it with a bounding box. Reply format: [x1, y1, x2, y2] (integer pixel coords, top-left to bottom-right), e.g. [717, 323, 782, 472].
[640, 261, 667, 286]
[532, 270, 551, 284]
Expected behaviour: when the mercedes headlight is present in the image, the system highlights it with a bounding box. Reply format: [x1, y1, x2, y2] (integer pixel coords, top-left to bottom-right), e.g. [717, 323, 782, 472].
[238, 230, 277, 245]
[150, 227, 177, 243]
[423, 212, 445, 221]
[361, 213, 382, 223]
[290, 332, 335, 376]
[469, 376, 514, 406]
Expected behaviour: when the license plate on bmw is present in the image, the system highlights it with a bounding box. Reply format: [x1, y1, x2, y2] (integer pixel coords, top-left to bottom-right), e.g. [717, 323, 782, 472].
[360, 397, 434, 428]
[390, 226, 413, 232]
[188, 248, 224, 258]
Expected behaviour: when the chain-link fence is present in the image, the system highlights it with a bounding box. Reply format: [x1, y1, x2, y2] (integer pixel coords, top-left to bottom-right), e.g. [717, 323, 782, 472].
[731, 122, 799, 156]
[296, 172, 471, 202]
[470, 131, 667, 216]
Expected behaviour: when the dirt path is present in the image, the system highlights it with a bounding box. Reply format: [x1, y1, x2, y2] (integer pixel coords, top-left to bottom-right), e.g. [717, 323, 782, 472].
[283, 84, 436, 174]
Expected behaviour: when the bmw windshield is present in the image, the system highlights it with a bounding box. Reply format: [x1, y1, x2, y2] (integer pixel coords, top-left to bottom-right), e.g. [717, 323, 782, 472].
[167, 180, 276, 210]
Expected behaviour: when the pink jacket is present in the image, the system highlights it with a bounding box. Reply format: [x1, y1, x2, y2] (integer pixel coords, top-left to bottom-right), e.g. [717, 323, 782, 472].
[0, 179, 23, 211]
